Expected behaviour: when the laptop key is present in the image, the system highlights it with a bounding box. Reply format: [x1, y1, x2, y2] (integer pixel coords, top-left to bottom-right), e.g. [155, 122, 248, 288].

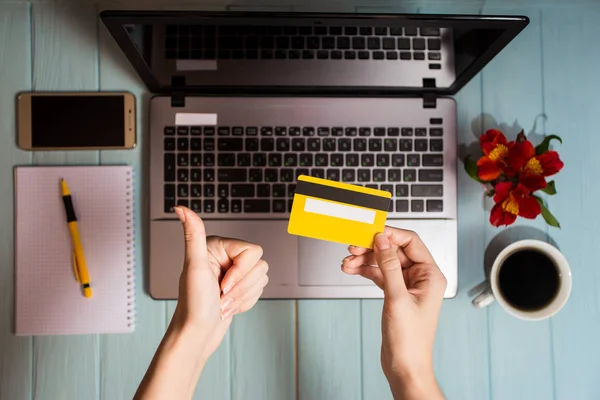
[382, 37, 395, 50]
[191, 169, 201, 182]
[273, 200, 286, 213]
[396, 200, 409, 212]
[392, 154, 405, 167]
[388, 127, 400, 136]
[381, 185, 393, 195]
[411, 200, 424, 212]
[203, 184, 215, 197]
[366, 184, 378, 189]
[178, 169, 189, 182]
[400, 52, 412, 60]
[244, 200, 270, 213]
[401, 127, 414, 136]
[346, 154, 359, 167]
[358, 169, 371, 182]
[273, 184, 286, 197]
[369, 139, 382, 152]
[165, 138, 175, 151]
[421, 27, 441, 37]
[218, 138, 243, 151]
[423, 154, 443, 167]
[375, 27, 387, 35]
[292, 138, 306, 151]
[232, 127, 244, 136]
[428, 52, 441, 61]
[354, 138, 367, 152]
[384, 138, 397, 152]
[374, 127, 386, 137]
[231, 200, 242, 213]
[405, 27, 418, 36]
[337, 37, 351, 49]
[291, 36, 305, 49]
[339, 139, 352, 152]
[344, 51, 356, 60]
[231, 184, 255, 197]
[300, 153, 313, 167]
[191, 138, 201, 151]
[361, 153, 374, 167]
[218, 200, 229, 213]
[331, 154, 343, 167]
[352, 37, 366, 49]
[164, 154, 176, 182]
[373, 51, 384, 60]
[255, 184, 270, 198]
[204, 153, 215, 167]
[204, 138, 215, 151]
[281, 169, 294, 182]
[430, 128, 443, 137]
[386, 51, 398, 60]
[288, 183, 298, 196]
[204, 200, 214, 213]
[269, 153, 282, 167]
[276, 138, 290, 152]
[419, 169, 443, 182]
[397, 38, 410, 50]
[260, 138, 274, 152]
[360, 27, 373, 36]
[265, 169, 278, 182]
[414, 52, 425, 61]
[289, 50, 301, 59]
[404, 169, 417, 182]
[308, 138, 321, 151]
[331, 50, 343, 59]
[376, 154, 390, 166]
[415, 128, 427, 137]
[246, 127, 258, 136]
[164, 184, 175, 213]
[367, 37, 381, 49]
[311, 168, 325, 179]
[358, 51, 370, 60]
[284, 154, 298, 167]
[412, 184, 443, 197]
[317, 50, 329, 59]
[322, 37, 335, 49]
[373, 169, 386, 182]
[177, 199, 189, 208]
[238, 153, 251, 167]
[191, 200, 202, 212]
[178, 138, 189, 151]
[302, 50, 315, 59]
[400, 139, 413, 152]
[359, 127, 371, 136]
[218, 127, 230, 136]
[317, 127, 330, 137]
[342, 169, 355, 182]
[218, 169, 247, 182]
[430, 139, 443, 152]
[218, 184, 229, 198]
[218, 153, 236, 166]
[249, 169, 263, 182]
[327, 169, 340, 181]
[164, 126, 175, 135]
[413, 38, 426, 50]
[388, 169, 402, 182]
[396, 184, 409, 197]
[415, 139, 428, 152]
[407, 154, 420, 166]
[177, 126, 189, 136]
[253, 153, 267, 167]
[191, 184, 201, 198]
[246, 138, 259, 151]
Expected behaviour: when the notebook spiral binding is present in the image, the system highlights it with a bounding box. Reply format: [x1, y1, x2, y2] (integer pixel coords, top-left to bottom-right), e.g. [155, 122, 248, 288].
[126, 168, 136, 331]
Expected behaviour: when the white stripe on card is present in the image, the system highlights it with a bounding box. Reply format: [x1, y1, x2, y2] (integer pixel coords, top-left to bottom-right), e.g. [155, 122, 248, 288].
[304, 198, 375, 224]
[175, 113, 218, 126]
[176, 59, 218, 71]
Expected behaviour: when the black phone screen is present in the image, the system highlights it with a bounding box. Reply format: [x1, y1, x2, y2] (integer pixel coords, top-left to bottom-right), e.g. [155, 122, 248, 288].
[31, 95, 125, 147]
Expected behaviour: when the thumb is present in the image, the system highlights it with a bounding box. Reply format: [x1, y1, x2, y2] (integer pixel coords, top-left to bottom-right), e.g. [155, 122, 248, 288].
[373, 233, 408, 300]
[174, 206, 208, 268]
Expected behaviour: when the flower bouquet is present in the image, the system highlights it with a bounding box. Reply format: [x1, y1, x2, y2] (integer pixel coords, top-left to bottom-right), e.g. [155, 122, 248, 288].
[464, 129, 564, 227]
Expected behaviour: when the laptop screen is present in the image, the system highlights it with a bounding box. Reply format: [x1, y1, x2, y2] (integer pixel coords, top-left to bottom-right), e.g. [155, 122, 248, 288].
[101, 11, 528, 96]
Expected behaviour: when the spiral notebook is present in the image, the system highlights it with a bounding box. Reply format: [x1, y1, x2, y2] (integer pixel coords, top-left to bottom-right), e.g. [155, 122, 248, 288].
[14, 166, 135, 335]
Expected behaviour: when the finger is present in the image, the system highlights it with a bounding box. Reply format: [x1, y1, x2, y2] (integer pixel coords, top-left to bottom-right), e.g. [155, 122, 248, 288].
[341, 263, 384, 290]
[384, 226, 435, 265]
[209, 238, 263, 295]
[343, 248, 413, 270]
[348, 245, 370, 256]
[374, 233, 408, 300]
[224, 275, 268, 317]
[174, 206, 208, 269]
[221, 260, 268, 303]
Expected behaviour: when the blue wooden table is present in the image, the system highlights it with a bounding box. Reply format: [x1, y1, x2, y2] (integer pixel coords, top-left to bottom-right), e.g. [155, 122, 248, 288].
[1, 1, 598, 399]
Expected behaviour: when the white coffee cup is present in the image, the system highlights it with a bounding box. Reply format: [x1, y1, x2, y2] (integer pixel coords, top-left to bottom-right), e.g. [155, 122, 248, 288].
[472, 239, 572, 321]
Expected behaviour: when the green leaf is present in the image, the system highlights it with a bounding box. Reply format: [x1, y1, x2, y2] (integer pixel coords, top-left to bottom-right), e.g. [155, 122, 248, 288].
[486, 189, 495, 197]
[464, 156, 484, 183]
[540, 180, 557, 195]
[535, 134, 563, 155]
[534, 196, 561, 228]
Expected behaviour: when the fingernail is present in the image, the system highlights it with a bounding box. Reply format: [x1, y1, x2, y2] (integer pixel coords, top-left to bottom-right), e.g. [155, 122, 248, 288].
[375, 233, 390, 250]
[223, 281, 235, 295]
[221, 297, 233, 311]
[221, 307, 237, 319]
[342, 255, 355, 264]
[173, 206, 186, 223]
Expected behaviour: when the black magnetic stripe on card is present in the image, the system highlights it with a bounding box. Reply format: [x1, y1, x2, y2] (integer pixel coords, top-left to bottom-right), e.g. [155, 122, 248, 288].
[295, 180, 390, 212]
[62, 196, 77, 222]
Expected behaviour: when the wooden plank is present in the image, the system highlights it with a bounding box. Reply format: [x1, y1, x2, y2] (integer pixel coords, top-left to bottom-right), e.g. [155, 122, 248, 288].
[30, 4, 100, 400]
[480, 6, 554, 400]
[231, 301, 295, 400]
[0, 4, 33, 400]
[541, 7, 600, 399]
[163, 302, 230, 400]
[96, 16, 169, 400]
[298, 300, 361, 400]
[31, 3, 98, 166]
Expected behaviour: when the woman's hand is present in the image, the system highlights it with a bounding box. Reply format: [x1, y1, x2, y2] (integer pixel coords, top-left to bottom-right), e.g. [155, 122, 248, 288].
[342, 227, 446, 400]
[172, 206, 269, 358]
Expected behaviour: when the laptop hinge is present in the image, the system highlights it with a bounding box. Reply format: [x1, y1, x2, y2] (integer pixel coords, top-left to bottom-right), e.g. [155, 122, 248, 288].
[171, 76, 186, 108]
[422, 78, 437, 109]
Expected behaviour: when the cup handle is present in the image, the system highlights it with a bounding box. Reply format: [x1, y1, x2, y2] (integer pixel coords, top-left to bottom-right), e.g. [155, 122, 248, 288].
[472, 284, 495, 308]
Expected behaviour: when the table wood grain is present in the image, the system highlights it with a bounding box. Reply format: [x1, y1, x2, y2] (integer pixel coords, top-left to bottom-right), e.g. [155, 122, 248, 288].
[1, 1, 598, 399]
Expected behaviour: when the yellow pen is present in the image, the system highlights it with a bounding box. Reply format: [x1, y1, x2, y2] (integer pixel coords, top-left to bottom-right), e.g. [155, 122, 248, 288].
[61, 179, 92, 298]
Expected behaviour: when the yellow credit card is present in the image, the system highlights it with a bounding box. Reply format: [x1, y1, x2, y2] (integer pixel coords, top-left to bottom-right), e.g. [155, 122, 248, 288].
[287, 175, 391, 249]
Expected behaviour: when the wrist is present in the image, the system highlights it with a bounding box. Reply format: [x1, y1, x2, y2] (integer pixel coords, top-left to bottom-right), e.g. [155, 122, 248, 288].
[168, 308, 211, 365]
[387, 368, 442, 400]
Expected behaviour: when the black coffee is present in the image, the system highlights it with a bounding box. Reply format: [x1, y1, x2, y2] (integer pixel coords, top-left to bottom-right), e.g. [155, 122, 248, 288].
[497, 249, 560, 311]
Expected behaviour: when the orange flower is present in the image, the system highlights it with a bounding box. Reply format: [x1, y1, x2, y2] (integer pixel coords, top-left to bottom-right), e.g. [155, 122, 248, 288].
[490, 182, 541, 227]
[508, 135, 564, 190]
[476, 129, 511, 181]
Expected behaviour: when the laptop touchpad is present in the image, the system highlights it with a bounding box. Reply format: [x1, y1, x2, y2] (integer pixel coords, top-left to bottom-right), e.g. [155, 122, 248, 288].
[298, 238, 373, 286]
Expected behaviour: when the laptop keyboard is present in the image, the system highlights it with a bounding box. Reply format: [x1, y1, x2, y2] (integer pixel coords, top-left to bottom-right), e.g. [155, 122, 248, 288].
[164, 25, 443, 64]
[163, 121, 445, 215]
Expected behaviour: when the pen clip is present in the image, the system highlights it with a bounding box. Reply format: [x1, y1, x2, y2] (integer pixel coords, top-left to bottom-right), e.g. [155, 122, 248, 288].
[72, 251, 81, 283]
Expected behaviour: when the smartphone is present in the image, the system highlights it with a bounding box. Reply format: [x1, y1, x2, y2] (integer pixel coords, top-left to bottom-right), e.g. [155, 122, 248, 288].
[17, 92, 136, 150]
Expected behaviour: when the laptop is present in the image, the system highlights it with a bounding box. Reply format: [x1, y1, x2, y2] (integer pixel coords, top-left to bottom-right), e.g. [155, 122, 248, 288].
[100, 11, 528, 299]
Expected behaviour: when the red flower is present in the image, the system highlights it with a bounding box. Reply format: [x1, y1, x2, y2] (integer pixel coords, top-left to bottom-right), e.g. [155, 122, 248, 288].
[476, 129, 511, 181]
[490, 182, 541, 227]
[508, 134, 564, 191]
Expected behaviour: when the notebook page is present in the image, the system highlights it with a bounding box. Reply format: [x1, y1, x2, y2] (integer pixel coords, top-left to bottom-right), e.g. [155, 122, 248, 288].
[15, 166, 134, 335]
